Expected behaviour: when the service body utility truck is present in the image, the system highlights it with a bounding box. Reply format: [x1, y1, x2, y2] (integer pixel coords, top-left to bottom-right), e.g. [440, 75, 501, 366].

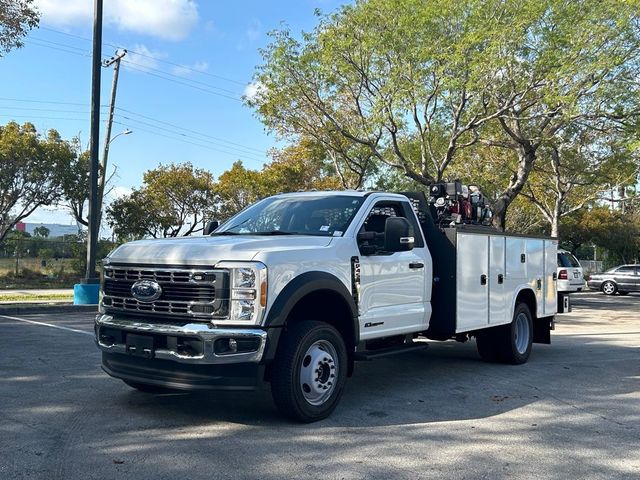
[95, 189, 558, 422]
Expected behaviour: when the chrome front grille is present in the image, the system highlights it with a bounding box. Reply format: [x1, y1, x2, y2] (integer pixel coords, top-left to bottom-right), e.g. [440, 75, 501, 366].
[101, 266, 229, 320]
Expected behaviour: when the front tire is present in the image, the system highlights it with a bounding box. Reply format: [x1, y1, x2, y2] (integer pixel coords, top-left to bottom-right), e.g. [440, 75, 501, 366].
[602, 281, 617, 295]
[271, 321, 347, 422]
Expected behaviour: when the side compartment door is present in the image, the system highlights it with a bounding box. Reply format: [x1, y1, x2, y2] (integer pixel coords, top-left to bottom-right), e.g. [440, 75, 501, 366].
[456, 233, 489, 332]
[489, 235, 507, 326]
[544, 240, 558, 315]
[526, 239, 545, 318]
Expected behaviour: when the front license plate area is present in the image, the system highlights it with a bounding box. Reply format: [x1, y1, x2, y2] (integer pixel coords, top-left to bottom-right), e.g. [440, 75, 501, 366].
[126, 333, 154, 358]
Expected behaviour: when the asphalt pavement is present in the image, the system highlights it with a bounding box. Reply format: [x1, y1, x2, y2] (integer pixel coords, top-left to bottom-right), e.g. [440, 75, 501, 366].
[0, 292, 638, 479]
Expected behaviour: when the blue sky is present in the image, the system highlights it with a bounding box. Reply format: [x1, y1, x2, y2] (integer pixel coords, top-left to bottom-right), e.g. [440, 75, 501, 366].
[1, 0, 345, 226]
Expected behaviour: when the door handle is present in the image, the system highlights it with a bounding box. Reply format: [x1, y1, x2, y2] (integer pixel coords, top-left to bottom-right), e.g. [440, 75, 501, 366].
[498, 274, 504, 284]
[480, 274, 487, 285]
[409, 262, 424, 269]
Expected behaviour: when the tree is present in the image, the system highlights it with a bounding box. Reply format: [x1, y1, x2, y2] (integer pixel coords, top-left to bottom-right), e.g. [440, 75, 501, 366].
[522, 131, 640, 237]
[249, 0, 530, 186]
[251, 0, 640, 230]
[215, 140, 343, 220]
[479, 1, 640, 229]
[263, 138, 342, 192]
[107, 163, 217, 240]
[0, 0, 38, 57]
[573, 207, 640, 266]
[0, 122, 75, 243]
[32, 225, 49, 238]
[214, 161, 265, 221]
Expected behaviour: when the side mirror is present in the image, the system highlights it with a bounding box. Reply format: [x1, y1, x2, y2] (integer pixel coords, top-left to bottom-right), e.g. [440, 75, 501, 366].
[204, 220, 219, 235]
[384, 217, 414, 252]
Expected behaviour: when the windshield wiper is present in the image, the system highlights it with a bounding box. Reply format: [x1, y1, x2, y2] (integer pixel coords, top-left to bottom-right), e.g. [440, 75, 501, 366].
[211, 218, 250, 235]
[253, 230, 298, 235]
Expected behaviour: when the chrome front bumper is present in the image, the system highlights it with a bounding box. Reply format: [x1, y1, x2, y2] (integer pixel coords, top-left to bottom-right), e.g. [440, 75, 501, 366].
[95, 314, 267, 365]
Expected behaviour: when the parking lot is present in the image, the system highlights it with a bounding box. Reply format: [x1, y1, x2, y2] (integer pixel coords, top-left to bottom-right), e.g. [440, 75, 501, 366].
[1, 292, 638, 480]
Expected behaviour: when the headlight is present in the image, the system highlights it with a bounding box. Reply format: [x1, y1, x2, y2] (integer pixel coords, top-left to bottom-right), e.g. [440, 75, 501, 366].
[215, 261, 267, 325]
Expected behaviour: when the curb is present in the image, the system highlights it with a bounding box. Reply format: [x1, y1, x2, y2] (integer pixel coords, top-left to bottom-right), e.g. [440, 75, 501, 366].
[0, 304, 98, 315]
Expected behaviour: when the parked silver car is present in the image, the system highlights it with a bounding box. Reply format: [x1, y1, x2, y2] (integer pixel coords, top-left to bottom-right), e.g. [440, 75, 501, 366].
[587, 264, 640, 295]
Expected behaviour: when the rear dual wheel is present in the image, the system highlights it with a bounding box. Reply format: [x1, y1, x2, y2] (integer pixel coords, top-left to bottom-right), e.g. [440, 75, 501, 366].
[476, 303, 533, 365]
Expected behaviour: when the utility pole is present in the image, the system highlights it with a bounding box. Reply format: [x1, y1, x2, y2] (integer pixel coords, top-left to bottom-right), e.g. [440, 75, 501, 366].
[99, 49, 127, 220]
[84, 0, 103, 286]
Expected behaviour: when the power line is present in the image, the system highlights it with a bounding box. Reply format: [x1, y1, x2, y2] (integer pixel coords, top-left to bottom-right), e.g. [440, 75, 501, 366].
[0, 97, 94, 106]
[121, 61, 242, 101]
[0, 114, 88, 121]
[112, 120, 265, 165]
[25, 39, 91, 58]
[115, 107, 265, 154]
[0, 105, 92, 114]
[26, 36, 244, 102]
[120, 59, 240, 96]
[40, 26, 248, 86]
[114, 114, 265, 160]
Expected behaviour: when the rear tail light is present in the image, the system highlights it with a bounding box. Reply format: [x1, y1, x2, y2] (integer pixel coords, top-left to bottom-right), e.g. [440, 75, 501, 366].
[558, 269, 568, 280]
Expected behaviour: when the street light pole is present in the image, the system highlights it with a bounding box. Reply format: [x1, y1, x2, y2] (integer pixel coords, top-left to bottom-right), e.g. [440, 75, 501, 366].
[85, 0, 103, 285]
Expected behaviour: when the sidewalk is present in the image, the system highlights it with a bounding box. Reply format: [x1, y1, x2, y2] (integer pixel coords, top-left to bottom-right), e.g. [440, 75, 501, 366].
[0, 289, 74, 297]
[0, 288, 96, 314]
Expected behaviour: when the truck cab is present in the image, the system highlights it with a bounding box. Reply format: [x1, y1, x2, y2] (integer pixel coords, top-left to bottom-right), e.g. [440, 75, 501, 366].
[96, 190, 556, 422]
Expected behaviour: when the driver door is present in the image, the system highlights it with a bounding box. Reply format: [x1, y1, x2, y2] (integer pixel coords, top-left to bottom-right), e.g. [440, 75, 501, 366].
[356, 200, 429, 340]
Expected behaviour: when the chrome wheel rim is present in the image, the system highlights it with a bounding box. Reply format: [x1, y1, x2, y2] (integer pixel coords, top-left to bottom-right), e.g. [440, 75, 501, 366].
[603, 282, 615, 295]
[299, 340, 338, 406]
[514, 312, 530, 355]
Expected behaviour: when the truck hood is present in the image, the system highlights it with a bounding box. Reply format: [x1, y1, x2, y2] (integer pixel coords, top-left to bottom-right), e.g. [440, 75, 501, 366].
[105, 235, 334, 266]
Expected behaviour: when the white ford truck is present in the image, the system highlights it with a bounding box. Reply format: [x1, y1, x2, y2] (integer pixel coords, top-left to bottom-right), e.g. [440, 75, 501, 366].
[95, 189, 558, 422]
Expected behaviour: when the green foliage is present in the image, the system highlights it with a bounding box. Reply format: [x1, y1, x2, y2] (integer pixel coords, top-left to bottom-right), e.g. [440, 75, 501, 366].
[251, 0, 640, 230]
[0, 122, 76, 243]
[107, 162, 217, 240]
[559, 207, 640, 265]
[32, 225, 50, 238]
[58, 148, 92, 227]
[216, 140, 342, 220]
[0, 0, 39, 57]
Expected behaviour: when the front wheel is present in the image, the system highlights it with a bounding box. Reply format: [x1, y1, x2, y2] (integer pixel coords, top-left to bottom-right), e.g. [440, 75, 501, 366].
[271, 321, 347, 422]
[602, 281, 617, 295]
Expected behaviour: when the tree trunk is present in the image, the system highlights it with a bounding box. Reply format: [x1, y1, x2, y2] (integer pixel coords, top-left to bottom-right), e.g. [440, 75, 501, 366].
[491, 145, 537, 231]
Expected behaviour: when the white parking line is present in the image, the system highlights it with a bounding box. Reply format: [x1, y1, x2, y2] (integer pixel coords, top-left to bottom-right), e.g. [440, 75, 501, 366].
[0, 314, 94, 336]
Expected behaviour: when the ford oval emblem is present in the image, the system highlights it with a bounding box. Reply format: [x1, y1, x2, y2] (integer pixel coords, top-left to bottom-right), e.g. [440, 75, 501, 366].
[131, 280, 162, 303]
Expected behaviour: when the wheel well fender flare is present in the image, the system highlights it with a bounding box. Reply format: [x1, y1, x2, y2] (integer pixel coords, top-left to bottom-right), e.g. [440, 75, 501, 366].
[264, 270, 358, 337]
[511, 286, 537, 319]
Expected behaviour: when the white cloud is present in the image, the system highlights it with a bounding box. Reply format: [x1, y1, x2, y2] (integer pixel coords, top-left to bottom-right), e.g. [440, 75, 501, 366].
[171, 61, 209, 77]
[122, 44, 167, 73]
[107, 186, 134, 202]
[243, 81, 265, 102]
[34, 0, 199, 41]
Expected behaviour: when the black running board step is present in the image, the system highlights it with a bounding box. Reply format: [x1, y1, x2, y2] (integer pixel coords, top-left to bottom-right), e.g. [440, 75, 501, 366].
[354, 343, 428, 361]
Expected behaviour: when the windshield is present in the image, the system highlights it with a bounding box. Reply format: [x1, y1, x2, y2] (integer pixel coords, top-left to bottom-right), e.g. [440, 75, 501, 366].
[213, 195, 364, 236]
